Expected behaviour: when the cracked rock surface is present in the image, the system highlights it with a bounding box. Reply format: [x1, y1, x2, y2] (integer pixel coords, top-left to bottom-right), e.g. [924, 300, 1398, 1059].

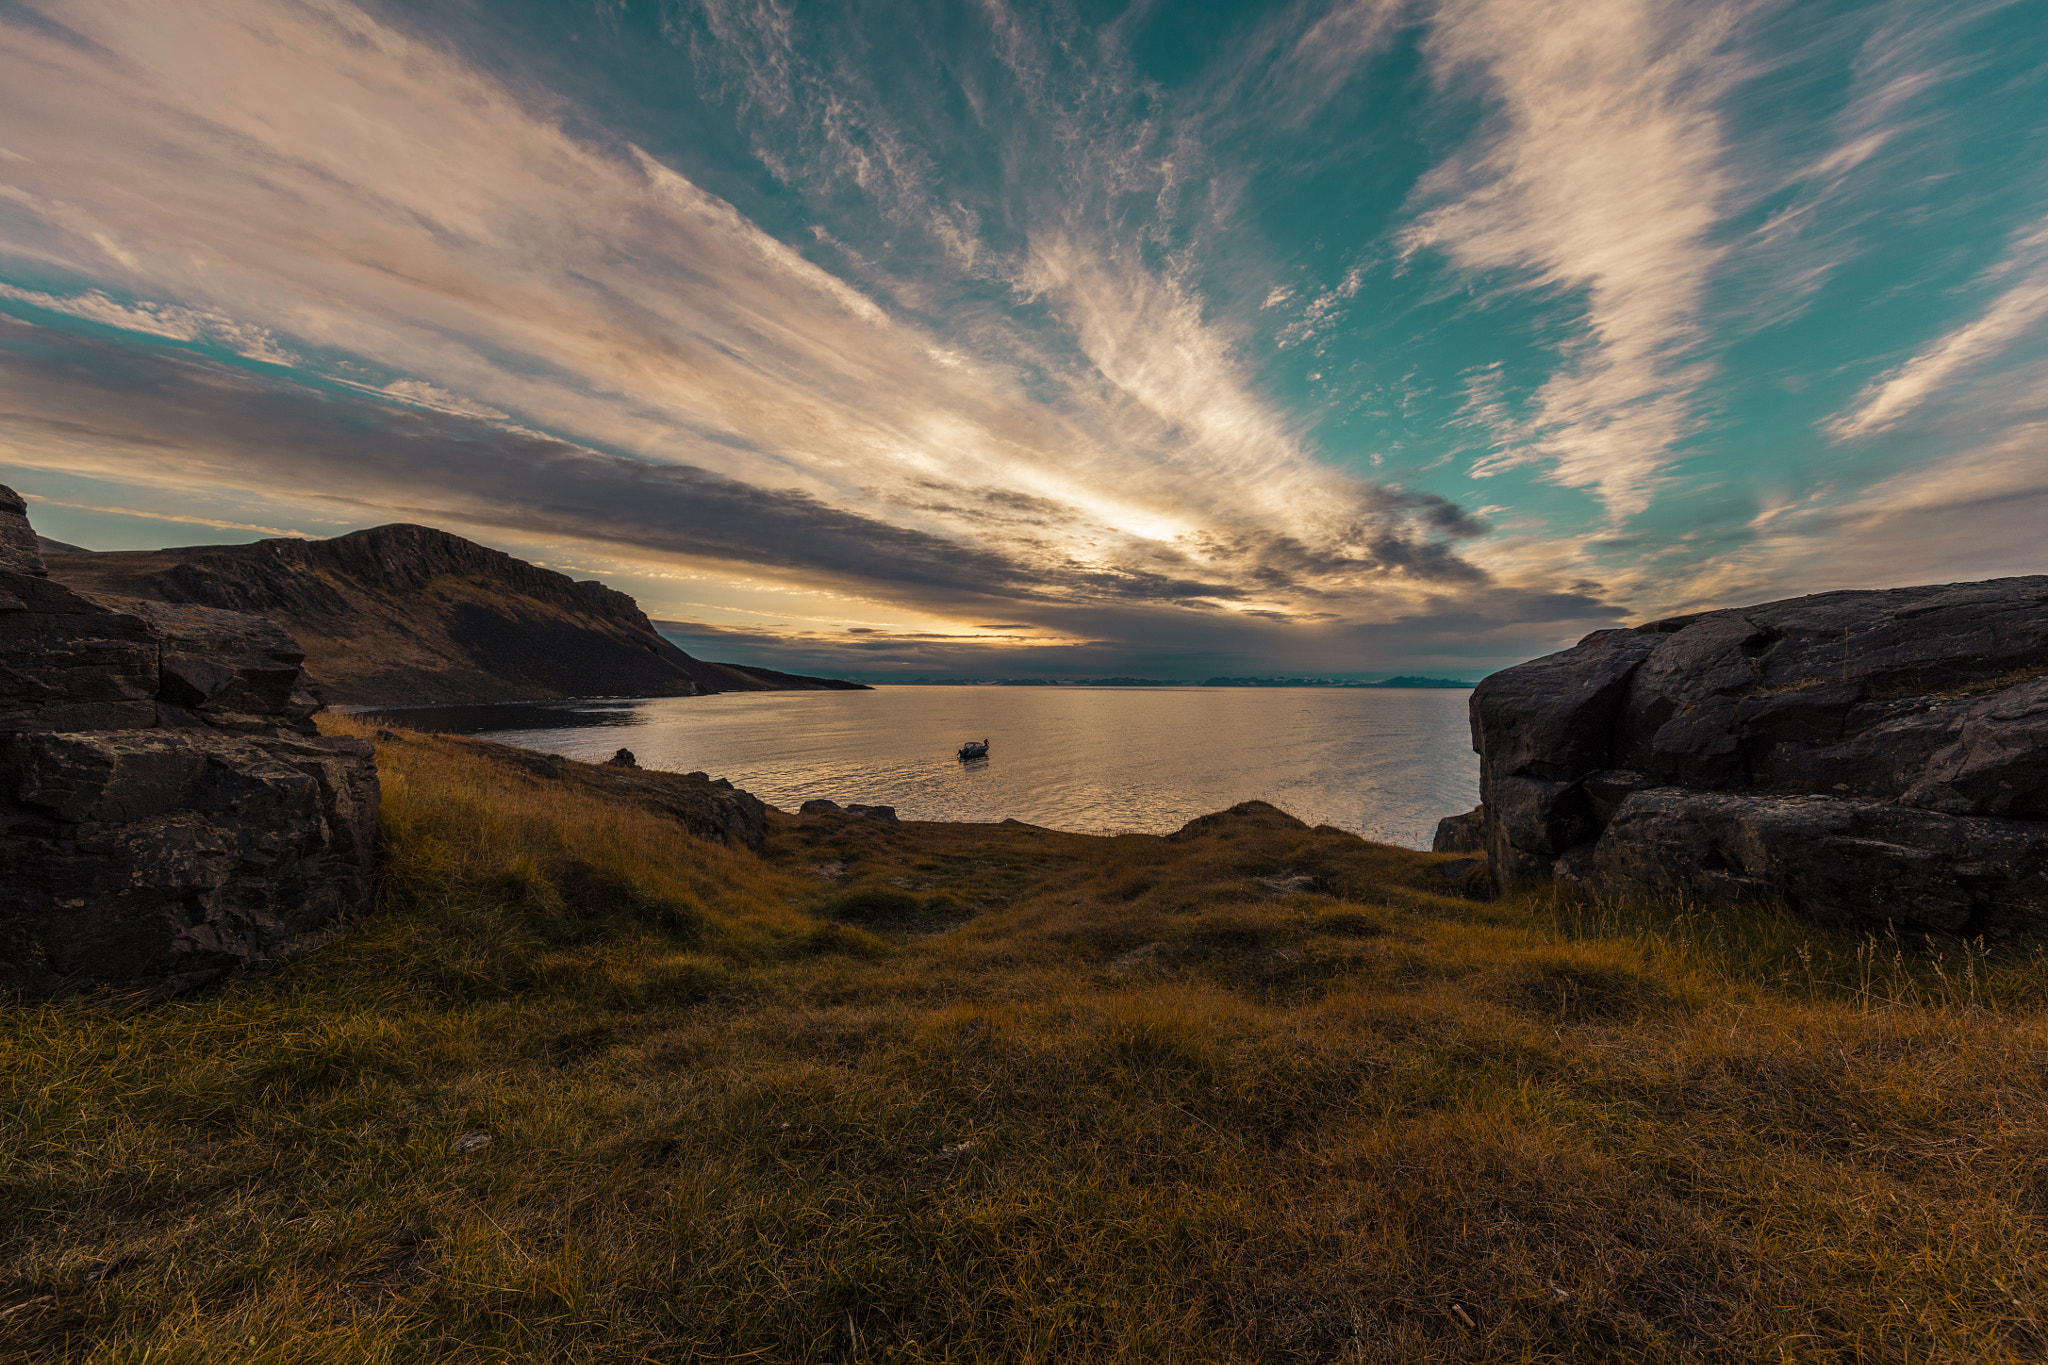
[1434, 576, 2048, 935]
[1, 486, 378, 997]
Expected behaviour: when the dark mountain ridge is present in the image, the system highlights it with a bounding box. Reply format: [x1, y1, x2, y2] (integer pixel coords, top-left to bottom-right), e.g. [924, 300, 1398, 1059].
[43, 523, 865, 706]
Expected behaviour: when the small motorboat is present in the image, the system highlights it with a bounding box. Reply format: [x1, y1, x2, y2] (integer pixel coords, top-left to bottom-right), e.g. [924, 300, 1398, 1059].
[957, 738, 990, 760]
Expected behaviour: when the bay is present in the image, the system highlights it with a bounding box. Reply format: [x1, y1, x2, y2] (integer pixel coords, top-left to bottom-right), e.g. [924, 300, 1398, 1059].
[375, 685, 1479, 850]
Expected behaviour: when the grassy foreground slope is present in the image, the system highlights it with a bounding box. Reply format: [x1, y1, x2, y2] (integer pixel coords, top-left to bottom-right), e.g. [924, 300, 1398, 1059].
[5, 720, 2048, 1363]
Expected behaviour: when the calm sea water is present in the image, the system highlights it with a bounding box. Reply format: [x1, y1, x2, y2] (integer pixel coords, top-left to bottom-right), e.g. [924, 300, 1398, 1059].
[375, 686, 1479, 850]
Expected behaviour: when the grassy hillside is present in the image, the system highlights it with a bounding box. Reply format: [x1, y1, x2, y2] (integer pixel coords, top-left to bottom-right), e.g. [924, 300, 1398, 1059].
[5, 718, 2048, 1362]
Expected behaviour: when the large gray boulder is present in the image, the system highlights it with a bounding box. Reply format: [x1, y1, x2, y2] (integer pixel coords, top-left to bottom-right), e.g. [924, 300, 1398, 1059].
[1437, 576, 2048, 936]
[1, 487, 378, 997]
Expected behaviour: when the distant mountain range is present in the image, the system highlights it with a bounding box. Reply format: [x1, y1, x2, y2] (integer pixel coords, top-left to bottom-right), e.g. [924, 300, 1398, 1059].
[43, 525, 865, 707]
[1202, 675, 1475, 688]
[874, 675, 1476, 688]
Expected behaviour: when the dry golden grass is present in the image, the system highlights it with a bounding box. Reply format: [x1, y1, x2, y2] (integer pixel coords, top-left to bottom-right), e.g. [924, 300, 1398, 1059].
[5, 714, 2048, 1362]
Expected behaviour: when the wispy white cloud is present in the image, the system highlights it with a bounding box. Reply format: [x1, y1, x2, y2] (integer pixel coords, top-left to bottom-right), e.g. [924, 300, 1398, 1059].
[1276, 0, 1413, 118]
[1658, 419, 2048, 608]
[9, 0, 2030, 679]
[1275, 263, 1364, 349]
[629, 146, 891, 327]
[1826, 220, 2048, 440]
[1399, 0, 1757, 519]
[0, 0, 1492, 646]
[1191, 0, 1413, 135]
[18, 493, 309, 539]
[1734, 0, 2033, 332]
[0, 282, 298, 365]
[371, 380, 509, 423]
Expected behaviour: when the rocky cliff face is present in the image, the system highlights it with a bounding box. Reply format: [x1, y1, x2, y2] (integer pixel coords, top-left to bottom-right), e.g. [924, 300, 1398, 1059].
[1, 487, 378, 997]
[1436, 577, 2048, 936]
[44, 523, 865, 706]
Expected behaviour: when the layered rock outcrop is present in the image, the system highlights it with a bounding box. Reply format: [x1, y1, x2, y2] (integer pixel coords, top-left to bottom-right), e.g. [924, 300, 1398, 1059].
[1436, 577, 2048, 936]
[1, 488, 378, 997]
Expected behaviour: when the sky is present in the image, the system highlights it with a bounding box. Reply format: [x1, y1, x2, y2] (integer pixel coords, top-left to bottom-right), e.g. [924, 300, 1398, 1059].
[0, 0, 2043, 682]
